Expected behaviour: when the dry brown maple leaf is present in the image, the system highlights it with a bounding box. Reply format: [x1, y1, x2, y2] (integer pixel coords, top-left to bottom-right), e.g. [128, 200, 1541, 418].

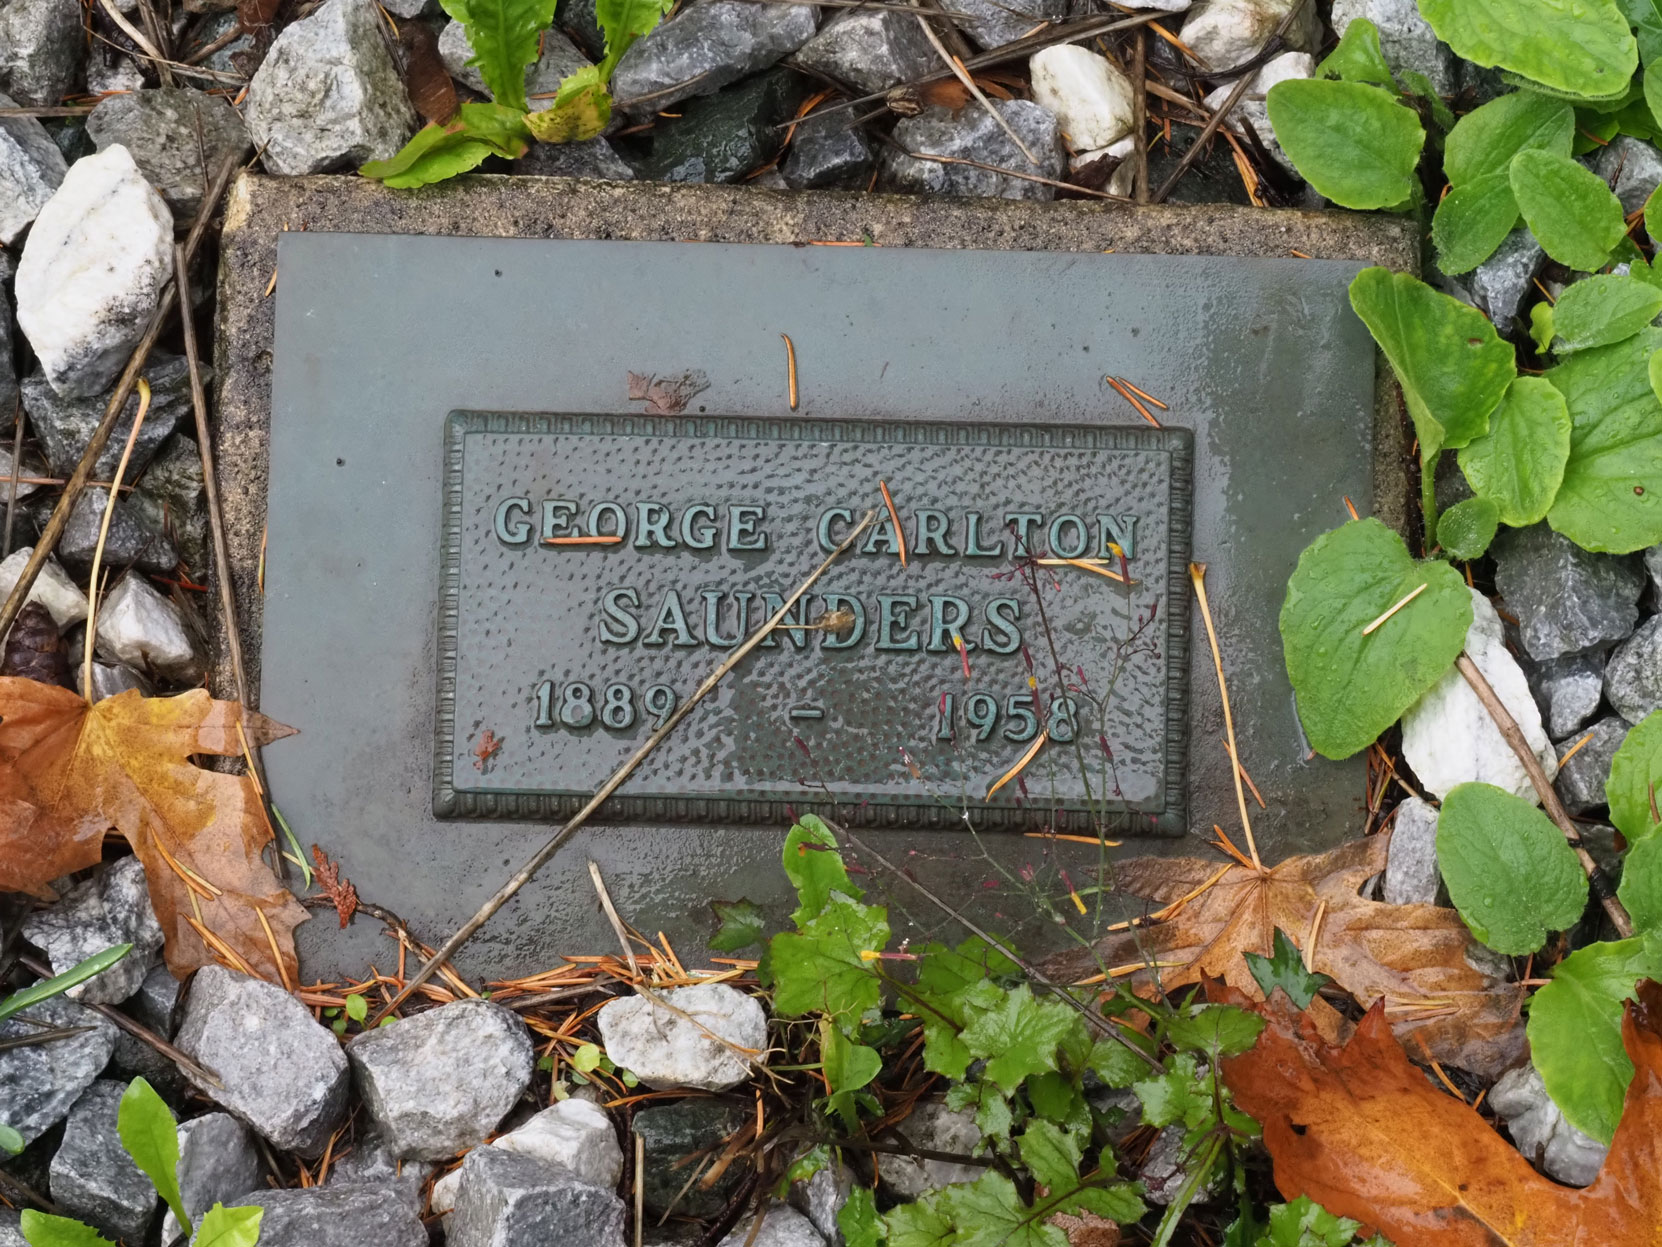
[0, 677, 306, 985]
[1043, 833, 1524, 1076]
[1218, 982, 1662, 1246]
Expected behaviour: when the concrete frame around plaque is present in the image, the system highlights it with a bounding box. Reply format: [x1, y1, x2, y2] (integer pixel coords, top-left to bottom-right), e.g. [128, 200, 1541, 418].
[215, 176, 1416, 981]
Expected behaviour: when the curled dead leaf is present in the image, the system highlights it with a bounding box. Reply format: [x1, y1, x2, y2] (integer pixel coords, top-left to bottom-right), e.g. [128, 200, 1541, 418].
[0, 678, 306, 985]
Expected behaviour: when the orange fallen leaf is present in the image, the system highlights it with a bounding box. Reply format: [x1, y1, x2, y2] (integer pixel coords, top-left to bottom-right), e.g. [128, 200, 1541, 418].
[1043, 834, 1524, 1076]
[0, 678, 306, 985]
[1219, 982, 1662, 1246]
[312, 844, 359, 929]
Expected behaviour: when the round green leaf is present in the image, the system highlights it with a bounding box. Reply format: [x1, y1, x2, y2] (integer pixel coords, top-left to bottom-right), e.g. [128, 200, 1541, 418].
[1527, 933, 1662, 1143]
[1545, 327, 1662, 551]
[1418, 0, 1636, 99]
[1510, 149, 1628, 272]
[1436, 782, 1588, 955]
[1457, 376, 1571, 526]
[1317, 18, 1396, 85]
[1550, 274, 1662, 352]
[1436, 496, 1499, 560]
[1432, 178, 1526, 276]
[1348, 268, 1516, 455]
[1619, 833, 1662, 934]
[1265, 80, 1425, 210]
[1608, 709, 1662, 842]
[1445, 91, 1577, 187]
[1279, 518, 1472, 760]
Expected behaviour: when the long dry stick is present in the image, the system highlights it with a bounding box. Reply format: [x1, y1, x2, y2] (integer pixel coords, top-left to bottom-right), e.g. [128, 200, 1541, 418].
[368, 510, 879, 1025]
[1190, 563, 1260, 870]
[913, 12, 1039, 167]
[3, 402, 22, 559]
[1456, 653, 1633, 937]
[829, 821, 1161, 1071]
[0, 152, 241, 642]
[80, 379, 151, 702]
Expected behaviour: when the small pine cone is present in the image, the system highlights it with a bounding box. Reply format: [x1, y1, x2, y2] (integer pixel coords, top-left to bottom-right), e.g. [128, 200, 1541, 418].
[1, 601, 72, 688]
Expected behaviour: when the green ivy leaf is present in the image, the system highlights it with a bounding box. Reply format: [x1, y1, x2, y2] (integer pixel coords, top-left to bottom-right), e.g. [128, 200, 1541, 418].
[360, 103, 532, 187]
[910, 938, 1022, 1080]
[1417, 0, 1636, 98]
[1436, 496, 1499, 560]
[709, 898, 767, 953]
[19, 1212, 117, 1247]
[1243, 928, 1331, 1010]
[1432, 91, 1574, 274]
[1255, 1196, 1364, 1247]
[1435, 782, 1588, 954]
[1550, 274, 1662, 352]
[782, 815, 860, 927]
[1317, 19, 1395, 86]
[1528, 932, 1662, 1142]
[1164, 1003, 1265, 1058]
[117, 1079, 187, 1236]
[1279, 518, 1473, 760]
[1607, 709, 1661, 842]
[770, 897, 888, 1020]
[1132, 1053, 1212, 1130]
[1060, 1185, 1147, 1226]
[958, 985, 1077, 1091]
[1347, 268, 1515, 458]
[1264, 80, 1424, 210]
[1545, 326, 1662, 552]
[192, 1205, 263, 1247]
[945, 1079, 1014, 1143]
[1620, 833, 1662, 933]
[1510, 150, 1628, 272]
[1456, 377, 1571, 527]
[839, 1187, 884, 1247]
[941, 1172, 1065, 1247]
[1017, 1120, 1084, 1195]
[595, 0, 674, 76]
[884, 1197, 954, 1247]
[438, 0, 559, 110]
[524, 65, 613, 143]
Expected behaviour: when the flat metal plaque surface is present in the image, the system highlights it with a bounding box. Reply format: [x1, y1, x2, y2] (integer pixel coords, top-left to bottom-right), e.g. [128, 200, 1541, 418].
[436, 412, 1193, 830]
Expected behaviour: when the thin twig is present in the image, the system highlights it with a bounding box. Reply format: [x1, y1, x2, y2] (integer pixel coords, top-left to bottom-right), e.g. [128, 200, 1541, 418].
[876, 133, 1128, 198]
[1189, 563, 1259, 870]
[1455, 654, 1633, 937]
[3, 401, 22, 559]
[368, 511, 880, 1025]
[81, 379, 151, 702]
[914, 12, 1038, 166]
[0, 152, 239, 642]
[1131, 29, 1149, 203]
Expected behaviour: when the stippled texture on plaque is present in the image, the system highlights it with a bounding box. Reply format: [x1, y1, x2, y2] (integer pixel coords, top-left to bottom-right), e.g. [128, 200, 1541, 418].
[435, 412, 1193, 831]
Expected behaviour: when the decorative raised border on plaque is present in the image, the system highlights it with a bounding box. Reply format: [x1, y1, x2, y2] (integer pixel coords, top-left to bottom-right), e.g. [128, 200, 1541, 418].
[434, 411, 1194, 834]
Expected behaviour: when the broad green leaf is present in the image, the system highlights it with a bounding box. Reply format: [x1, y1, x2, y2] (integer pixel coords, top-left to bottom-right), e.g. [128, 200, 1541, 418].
[438, 0, 559, 110]
[1348, 268, 1515, 456]
[1017, 1119, 1084, 1195]
[117, 1079, 186, 1236]
[709, 898, 766, 952]
[193, 1205, 263, 1247]
[1256, 1197, 1364, 1247]
[1133, 1053, 1212, 1130]
[1550, 274, 1662, 351]
[1243, 928, 1331, 1010]
[1398, 69, 1457, 131]
[912, 939, 1017, 1080]
[1417, 0, 1636, 98]
[1607, 709, 1661, 841]
[1026, 1072, 1090, 1134]
[1164, 1003, 1265, 1058]
[524, 65, 612, 143]
[884, 1197, 954, 1247]
[1545, 326, 1662, 551]
[783, 815, 860, 927]
[1059, 1185, 1146, 1226]
[945, 1079, 1014, 1143]
[1630, 0, 1662, 65]
[1457, 377, 1571, 526]
[19, 1212, 116, 1247]
[1652, 349, 1662, 404]
[1088, 1034, 1156, 1087]
[0, 1122, 22, 1154]
[344, 993, 368, 1023]
[839, 1187, 883, 1247]
[1436, 497, 1499, 560]
[0, 944, 132, 1025]
[769, 897, 887, 1019]
[1264, 80, 1424, 210]
[822, 1021, 881, 1128]
[360, 103, 531, 188]
[1433, 93, 1575, 273]
[1620, 833, 1662, 932]
[1435, 782, 1587, 954]
[958, 985, 1077, 1091]
[1279, 518, 1472, 760]
[1527, 932, 1662, 1142]
[1647, 182, 1662, 242]
[1318, 19, 1395, 86]
[941, 1172, 1065, 1247]
[1510, 150, 1628, 272]
[596, 0, 674, 76]
[1647, 67, 1662, 131]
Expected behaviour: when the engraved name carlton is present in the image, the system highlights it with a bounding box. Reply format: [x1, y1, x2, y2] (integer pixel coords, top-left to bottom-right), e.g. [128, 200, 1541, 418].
[435, 413, 1194, 831]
